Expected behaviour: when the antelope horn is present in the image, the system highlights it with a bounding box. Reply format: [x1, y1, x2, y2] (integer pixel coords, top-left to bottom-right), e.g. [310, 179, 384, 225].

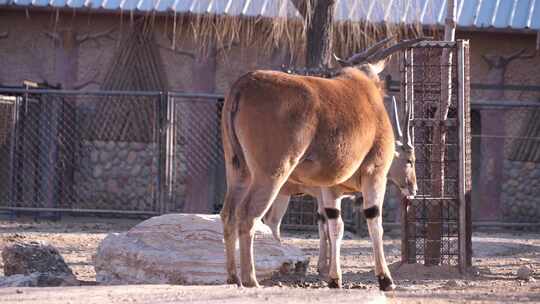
[366, 37, 433, 63]
[390, 96, 403, 141]
[342, 37, 395, 65]
[403, 98, 414, 150]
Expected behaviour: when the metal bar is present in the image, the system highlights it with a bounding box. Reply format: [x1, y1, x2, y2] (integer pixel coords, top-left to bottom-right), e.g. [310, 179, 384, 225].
[405, 47, 418, 263]
[165, 94, 175, 213]
[387, 80, 540, 93]
[457, 40, 468, 273]
[473, 221, 540, 227]
[156, 93, 165, 214]
[471, 100, 540, 108]
[471, 83, 540, 92]
[170, 96, 177, 211]
[7, 96, 19, 210]
[0, 206, 159, 215]
[167, 92, 224, 100]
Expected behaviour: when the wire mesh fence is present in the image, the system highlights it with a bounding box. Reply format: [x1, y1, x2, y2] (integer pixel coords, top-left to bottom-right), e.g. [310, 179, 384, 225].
[280, 195, 358, 231]
[0, 89, 225, 217]
[470, 103, 540, 223]
[0, 90, 161, 215]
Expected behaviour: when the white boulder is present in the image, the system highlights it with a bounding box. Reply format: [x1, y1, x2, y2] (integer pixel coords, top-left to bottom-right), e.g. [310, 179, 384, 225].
[95, 214, 309, 285]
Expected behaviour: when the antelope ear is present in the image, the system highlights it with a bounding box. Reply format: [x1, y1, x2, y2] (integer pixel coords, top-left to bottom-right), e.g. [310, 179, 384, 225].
[369, 59, 386, 75]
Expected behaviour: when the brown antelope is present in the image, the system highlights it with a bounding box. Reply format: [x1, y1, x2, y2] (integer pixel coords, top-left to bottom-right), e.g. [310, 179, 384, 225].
[220, 38, 422, 291]
[262, 96, 417, 278]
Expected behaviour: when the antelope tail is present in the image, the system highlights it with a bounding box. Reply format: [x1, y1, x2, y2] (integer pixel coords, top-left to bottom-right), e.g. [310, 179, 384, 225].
[224, 89, 245, 171]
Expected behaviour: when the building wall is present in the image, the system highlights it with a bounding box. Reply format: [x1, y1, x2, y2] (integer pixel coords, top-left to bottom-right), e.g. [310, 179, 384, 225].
[1, 10, 540, 221]
[457, 31, 540, 222]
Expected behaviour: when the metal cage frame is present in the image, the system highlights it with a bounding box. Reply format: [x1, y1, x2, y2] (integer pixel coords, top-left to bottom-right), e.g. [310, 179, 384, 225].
[400, 40, 472, 271]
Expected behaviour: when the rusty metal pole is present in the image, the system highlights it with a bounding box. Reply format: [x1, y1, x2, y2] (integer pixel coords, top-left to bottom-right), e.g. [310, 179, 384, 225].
[426, 0, 456, 266]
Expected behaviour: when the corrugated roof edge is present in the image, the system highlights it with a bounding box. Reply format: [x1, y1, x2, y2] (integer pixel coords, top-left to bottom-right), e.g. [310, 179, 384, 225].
[1, 3, 539, 34]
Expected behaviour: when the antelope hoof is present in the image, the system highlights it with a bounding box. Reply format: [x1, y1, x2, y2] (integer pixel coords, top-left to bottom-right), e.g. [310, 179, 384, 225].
[327, 278, 342, 289]
[377, 275, 396, 291]
[226, 274, 241, 286]
[242, 277, 260, 288]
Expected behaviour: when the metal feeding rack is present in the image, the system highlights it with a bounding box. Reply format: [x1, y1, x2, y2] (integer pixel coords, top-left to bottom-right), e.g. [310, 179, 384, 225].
[400, 40, 472, 271]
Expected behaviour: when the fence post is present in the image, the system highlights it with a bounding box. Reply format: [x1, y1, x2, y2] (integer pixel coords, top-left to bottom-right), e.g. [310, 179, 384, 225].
[156, 92, 167, 214]
[458, 40, 472, 271]
[8, 96, 20, 213]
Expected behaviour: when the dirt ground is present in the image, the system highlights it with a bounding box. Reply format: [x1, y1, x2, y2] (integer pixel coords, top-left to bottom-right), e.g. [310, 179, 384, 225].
[0, 216, 539, 303]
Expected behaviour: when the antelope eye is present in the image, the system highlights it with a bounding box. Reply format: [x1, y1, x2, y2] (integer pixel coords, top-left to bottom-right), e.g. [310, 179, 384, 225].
[407, 160, 414, 165]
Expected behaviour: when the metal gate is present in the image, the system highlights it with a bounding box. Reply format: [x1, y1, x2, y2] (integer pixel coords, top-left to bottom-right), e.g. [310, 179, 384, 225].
[400, 40, 472, 270]
[161, 92, 225, 214]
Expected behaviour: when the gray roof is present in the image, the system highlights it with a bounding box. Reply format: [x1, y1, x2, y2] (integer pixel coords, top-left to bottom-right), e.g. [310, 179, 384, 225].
[2, 0, 539, 31]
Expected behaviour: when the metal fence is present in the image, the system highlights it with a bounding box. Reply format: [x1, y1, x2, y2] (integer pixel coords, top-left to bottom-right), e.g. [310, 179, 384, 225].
[0, 89, 224, 217]
[1, 87, 538, 235]
[470, 102, 540, 224]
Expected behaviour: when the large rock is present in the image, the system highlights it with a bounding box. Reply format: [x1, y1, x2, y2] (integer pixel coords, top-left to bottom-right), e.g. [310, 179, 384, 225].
[3, 242, 74, 276]
[95, 214, 309, 285]
[1, 241, 78, 286]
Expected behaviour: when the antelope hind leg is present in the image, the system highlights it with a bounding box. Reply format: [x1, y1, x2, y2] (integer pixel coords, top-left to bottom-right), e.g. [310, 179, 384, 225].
[262, 193, 290, 242]
[220, 181, 248, 286]
[236, 178, 288, 287]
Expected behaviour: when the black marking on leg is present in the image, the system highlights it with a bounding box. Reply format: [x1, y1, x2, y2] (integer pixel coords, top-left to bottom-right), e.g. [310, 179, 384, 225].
[377, 275, 394, 291]
[328, 278, 342, 289]
[324, 208, 340, 219]
[317, 213, 327, 223]
[363, 206, 380, 219]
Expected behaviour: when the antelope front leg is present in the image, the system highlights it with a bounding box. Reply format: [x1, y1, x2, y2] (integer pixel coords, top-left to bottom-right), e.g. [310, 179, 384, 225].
[321, 188, 344, 288]
[362, 176, 396, 291]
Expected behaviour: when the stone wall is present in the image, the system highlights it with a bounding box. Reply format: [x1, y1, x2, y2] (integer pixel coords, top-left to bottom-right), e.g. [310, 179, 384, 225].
[501, 160, 540, 222]
[73, 141, 159, 211]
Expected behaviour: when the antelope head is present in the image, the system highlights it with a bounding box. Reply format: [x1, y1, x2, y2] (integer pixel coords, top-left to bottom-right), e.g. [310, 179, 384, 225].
[388, 96, 417, 198]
